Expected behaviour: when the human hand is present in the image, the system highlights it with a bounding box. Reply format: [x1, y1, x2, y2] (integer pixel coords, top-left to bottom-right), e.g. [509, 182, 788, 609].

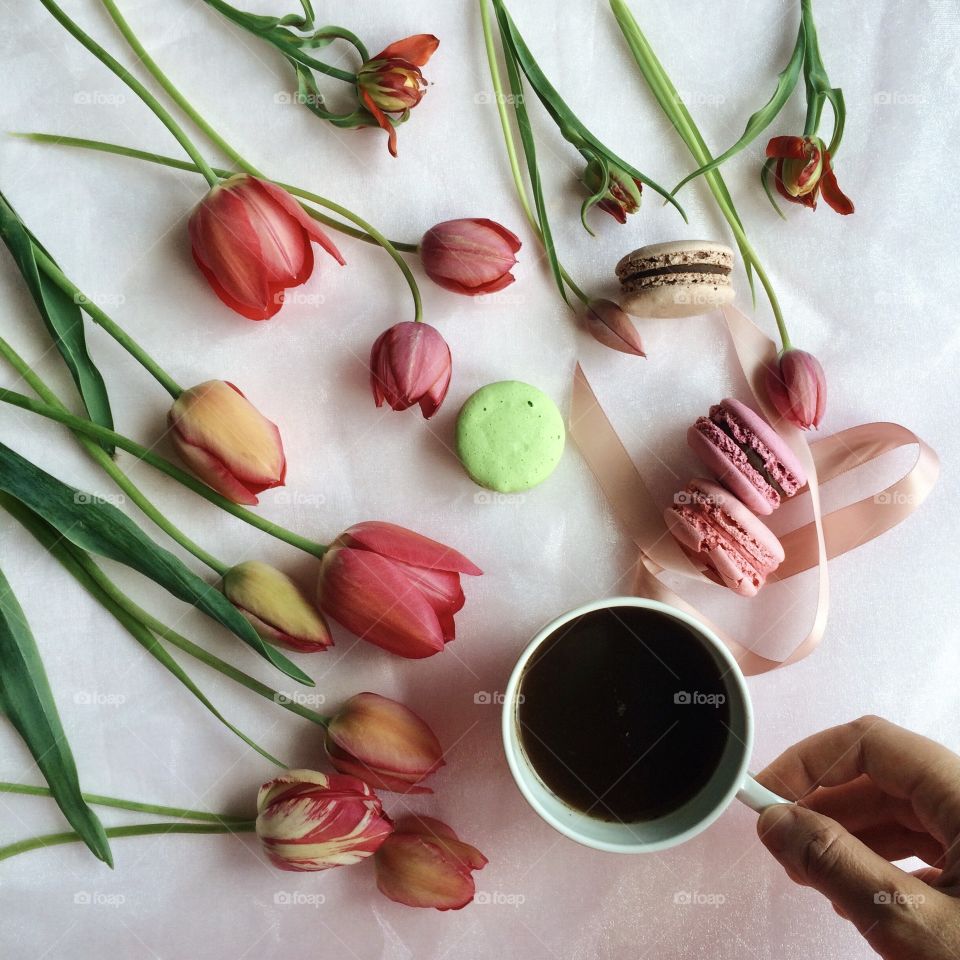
[755, 716, 960, 959]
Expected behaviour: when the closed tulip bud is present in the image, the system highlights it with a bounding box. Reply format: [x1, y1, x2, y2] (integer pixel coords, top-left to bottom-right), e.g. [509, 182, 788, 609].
[317, 521, 482, 659]
[256, 769, 393, 872]
[189, 174, 344, 321]
[419, 219, 521, 296]
[223, 561, 332, 653]
[582, 157, 643, 223]
[168, 380, 286, 505]
[584, 299, 646, 356]
[325, 692, 444, 794]
[375, 815, 487, 910]
[764, 348, 827, 430]
[357, 35, 439, 157]
[370, 322, 452, 419]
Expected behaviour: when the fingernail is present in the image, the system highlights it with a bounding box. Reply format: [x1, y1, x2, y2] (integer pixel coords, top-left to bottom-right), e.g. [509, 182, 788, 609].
[758, 804, 799, 855]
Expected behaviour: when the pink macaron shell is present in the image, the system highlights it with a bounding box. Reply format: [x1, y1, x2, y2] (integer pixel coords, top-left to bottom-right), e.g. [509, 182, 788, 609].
[687, 422, 777, 516]
[715, 398, 807, 492]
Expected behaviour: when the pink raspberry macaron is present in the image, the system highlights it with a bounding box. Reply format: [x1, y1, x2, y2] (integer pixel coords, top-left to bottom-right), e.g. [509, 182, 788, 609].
[665, 478, 785, 597]
[687, 398, 806, 516]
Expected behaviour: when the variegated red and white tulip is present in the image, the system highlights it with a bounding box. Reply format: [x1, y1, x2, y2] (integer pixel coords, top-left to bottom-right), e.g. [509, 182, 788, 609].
[256, 770, 392, 872]
[375, 815, 487, 910]
[316, 522, 482, 658]
[325, 692, 444, 793]
[168, 380, 286, 506]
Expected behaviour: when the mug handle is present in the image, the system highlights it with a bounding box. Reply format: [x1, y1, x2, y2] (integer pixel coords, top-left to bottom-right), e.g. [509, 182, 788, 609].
[736, 770, 792, 812]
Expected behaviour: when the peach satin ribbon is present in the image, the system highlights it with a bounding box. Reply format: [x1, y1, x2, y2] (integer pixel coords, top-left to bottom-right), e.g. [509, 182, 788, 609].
[569, 306, 939, 676]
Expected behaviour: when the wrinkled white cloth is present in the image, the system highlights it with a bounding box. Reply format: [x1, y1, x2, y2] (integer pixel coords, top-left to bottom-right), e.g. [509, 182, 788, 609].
[1, 1, 958, 957]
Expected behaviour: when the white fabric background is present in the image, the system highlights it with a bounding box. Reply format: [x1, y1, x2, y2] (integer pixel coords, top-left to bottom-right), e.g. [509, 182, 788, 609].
[1, 1, 958, 957]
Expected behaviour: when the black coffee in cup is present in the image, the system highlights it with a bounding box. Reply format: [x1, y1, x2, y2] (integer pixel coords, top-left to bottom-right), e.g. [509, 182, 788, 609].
[516, 605, 731, 823]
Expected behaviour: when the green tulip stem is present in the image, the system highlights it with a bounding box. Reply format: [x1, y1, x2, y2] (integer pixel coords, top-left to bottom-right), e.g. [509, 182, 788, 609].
[37, 0, 219, 187]
[0, 382, 330, 561]
[0, 821, 257, 863]
[95, 0, 422, 323]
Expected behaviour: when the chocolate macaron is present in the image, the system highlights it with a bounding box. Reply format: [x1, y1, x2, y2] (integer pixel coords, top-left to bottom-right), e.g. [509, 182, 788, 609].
[616, 240, 735, 318]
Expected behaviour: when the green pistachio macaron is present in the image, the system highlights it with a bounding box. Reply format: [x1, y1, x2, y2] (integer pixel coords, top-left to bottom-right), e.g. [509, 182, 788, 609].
[455, 381, 565, 493]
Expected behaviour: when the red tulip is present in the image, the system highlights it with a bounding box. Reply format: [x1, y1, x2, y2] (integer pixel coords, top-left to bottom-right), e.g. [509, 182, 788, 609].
[223, 561, 332, 653]
[325, 692, 444, 793]
[766, 136, 853, 215]
[584, 300, 645, 356]
[764, 348, 827, 430]
[317, 521, 482, 658]
[583, 158, 643, 224]
[168, 380, 285, 505]
[419, 219, 521, 296]
[375, 815, 487, 910]
[370, 322, 452, 419]
[256, 769, 393, 872]
[189, 174, 345, 320]
[357, 35, 439, 157]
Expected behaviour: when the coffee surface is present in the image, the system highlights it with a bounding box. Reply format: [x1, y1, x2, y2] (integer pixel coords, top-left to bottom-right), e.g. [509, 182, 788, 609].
[517, 607, 731, 822]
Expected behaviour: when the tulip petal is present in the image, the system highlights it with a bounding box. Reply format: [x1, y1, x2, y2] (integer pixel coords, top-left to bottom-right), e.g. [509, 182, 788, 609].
[325, 741, 435, 794]
[820, 154, 855, 215]
[318, 547, 446, 658]
[361, 89, 399, 157]
[375, 34, 439, 67]
[375, 835, 476, 910]
[253, 178, 346, 265]
[169, 436, 261, 505]
[420, 219, 520, 295]
[765, 135, 806, 159]
[395, 816, 488, 871]
[340, 521, 482, 576]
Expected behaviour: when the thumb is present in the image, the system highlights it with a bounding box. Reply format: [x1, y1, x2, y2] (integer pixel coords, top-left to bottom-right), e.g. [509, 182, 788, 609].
[758, 804, 931, 939]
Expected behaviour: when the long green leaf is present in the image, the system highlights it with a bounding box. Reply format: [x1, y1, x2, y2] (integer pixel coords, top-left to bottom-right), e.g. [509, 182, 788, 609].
[672, 26, 806, 194]
[1, 497, 284, 767]
[0, 442, 313, 686]
[0, 563, 112, 865]
[0, 192, 114, 455]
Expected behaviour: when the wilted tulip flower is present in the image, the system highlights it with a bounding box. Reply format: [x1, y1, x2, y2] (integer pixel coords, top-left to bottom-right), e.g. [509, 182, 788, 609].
[419, 219, 521, 296]
[317, 521, 482, 659]
[168, 380, 286, 505]
[357, 35, 439, 157]
[375, 815, 487, 910]
[766, 136, 853, 215]
[223, 561, 332, 653]
[189, 174, 345, 320]
[764, 348, 827, 430]
[256, 769, 393, 871]
[582, 157, 643, 223]
[370, 322, 452, 419]
[584, 299, 645, 356]
[325, 692, 444, 793]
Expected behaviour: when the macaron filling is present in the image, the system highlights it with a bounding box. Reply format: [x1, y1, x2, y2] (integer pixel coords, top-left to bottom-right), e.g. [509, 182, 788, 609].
[620, 262, 731, 284]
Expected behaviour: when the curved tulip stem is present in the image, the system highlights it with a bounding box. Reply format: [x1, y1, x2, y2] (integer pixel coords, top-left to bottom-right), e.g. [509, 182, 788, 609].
[478, 0, 589, 307]
[95, 0, 423, 324]
[37, 0, 219, 187]
[0, 384, 330, 561]
[0, 782, 251, 824]
[0, 338, 227, 576]
[0, 821, 256, 864]
[31, 246, 183, 399]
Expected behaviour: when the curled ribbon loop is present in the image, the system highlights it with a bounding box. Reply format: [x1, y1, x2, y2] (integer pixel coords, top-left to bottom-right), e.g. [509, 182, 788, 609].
[569, 306, 938, 676]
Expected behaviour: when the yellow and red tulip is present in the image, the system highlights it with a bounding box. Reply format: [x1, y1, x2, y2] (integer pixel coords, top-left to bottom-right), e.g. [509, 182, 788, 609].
[256, 770, 393, 872]
[766, 136, 853, 215]
[168, 380, 286, 506]
[325, 692, 444, 794]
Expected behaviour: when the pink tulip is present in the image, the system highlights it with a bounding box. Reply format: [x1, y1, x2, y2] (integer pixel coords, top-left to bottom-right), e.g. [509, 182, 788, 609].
[256, 769, 393, 872]
[584, 299, 646, 356]
[419, 219, 521, 296]
[375, 815, 487, 910]
[189, 174, 344, 321]
[168, 380, 285, 505]
[223, 561, 332, 653]
[317, 521, 482, 658]
[764, 348, 827, 430]
[370, 322, 452, 419]
[325, 692, 444, 794]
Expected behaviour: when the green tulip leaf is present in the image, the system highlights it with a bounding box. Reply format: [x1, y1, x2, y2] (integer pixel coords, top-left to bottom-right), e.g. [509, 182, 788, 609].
[0, 191, 114, 456]
[0, 443, 313, 687]
[0, 562, 112, 866]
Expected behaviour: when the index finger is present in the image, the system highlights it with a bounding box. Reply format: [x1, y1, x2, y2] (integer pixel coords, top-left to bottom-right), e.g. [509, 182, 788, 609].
[756, 716, 960, 845]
